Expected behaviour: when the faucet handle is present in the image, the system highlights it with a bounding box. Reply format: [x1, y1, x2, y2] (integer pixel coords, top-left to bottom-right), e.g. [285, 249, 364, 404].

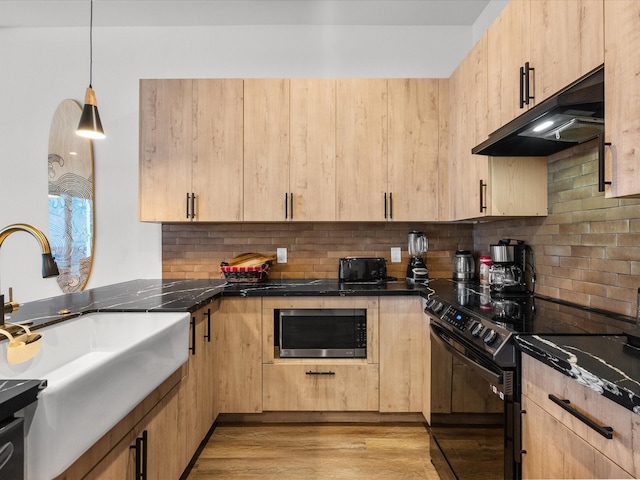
[8, 287, 13, 302]
[3, 287, 19, 315]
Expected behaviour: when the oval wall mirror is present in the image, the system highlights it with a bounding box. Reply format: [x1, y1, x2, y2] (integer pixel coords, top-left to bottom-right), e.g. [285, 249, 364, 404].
[48, 99, 95, 293]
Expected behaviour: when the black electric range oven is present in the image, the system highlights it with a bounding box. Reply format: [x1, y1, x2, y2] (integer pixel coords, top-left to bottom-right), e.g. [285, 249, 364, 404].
[423, 279, 633, 480]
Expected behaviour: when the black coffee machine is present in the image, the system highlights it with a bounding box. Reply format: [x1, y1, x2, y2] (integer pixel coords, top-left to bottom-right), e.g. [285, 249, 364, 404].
[489, 239, 534, 295]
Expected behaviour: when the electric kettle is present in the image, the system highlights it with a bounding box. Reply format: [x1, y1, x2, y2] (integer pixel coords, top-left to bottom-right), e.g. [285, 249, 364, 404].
[453, 250, 475, 282]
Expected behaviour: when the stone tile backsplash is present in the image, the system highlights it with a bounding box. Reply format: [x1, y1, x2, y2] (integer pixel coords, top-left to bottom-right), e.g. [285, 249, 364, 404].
[162, 222, 474, 282]
[474, 140, 640, 317]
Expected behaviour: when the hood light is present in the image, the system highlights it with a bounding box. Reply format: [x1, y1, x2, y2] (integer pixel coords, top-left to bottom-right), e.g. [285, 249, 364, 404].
[533, 120, 554, 132]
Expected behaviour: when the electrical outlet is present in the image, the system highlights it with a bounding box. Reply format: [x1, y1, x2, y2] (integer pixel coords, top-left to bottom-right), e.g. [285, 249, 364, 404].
[391, 247, 402, 263]
[277, 248, 287, 264]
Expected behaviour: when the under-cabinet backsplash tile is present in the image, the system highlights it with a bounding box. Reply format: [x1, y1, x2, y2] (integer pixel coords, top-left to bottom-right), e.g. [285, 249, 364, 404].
[474, 139, 640, 317]
[162, 222, 473, 282]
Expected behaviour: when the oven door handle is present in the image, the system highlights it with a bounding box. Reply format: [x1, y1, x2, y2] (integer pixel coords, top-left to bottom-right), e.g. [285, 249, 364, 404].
[430, 323, 503, 386]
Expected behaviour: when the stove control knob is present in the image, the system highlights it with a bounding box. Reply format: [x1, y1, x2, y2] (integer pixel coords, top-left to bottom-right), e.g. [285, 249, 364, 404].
[470, 322, 484, 337]
[431, 301, 444, 314]
[483, 329, 499, 345]
[425, 298, 437, 311]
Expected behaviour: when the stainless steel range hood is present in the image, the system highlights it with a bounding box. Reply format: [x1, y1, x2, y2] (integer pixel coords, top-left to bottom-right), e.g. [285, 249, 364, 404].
[472, 66, 604, 157]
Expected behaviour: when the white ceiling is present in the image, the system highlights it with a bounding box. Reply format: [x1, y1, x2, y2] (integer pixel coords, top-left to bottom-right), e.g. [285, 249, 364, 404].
[0, 0, 492, 27]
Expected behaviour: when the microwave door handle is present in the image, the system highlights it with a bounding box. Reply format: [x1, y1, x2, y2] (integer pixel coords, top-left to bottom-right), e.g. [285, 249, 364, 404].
[430, 323, 503, 386]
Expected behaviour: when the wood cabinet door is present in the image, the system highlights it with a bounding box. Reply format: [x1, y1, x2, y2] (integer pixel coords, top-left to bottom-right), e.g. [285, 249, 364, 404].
[487, 157, 547, 217]
[486, 0, 531, 134]
[387, 79, 440, 221]
[192, 79, 244, 221]
[604, 0, 640, 198]
[139, 79, 193, 222]
[530, 0, 604, 103]
[379, 297, 425, 413]
[336, 79, 388, 221]
[213, 297, 263, 413]
[243, 79, 290, 221]
[289, 79, 336, 221]
[449, 34, 490, 221]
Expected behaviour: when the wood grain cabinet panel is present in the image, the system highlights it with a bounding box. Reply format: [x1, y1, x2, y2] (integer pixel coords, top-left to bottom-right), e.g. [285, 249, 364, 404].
[243, 78, 290, 221]
[336, 79, 388, 221]
[139, 79, 244, 222]
[521, 354, 637, 478]
[213, 297, 263, 414]
[263, 363, 380, 411]
[387, 79, 440, 221]
[379, 297, 425, 413]
[604, 0, 640, 198]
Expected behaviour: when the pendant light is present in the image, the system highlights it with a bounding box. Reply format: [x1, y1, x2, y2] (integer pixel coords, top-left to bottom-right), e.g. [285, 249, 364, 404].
[77, 0, 105, 139]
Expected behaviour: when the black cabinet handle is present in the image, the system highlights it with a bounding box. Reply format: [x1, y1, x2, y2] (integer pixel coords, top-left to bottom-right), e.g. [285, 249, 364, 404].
[285, 192, 288, 219]
[548, 394, 613, 439]
[479, 180, 487, 212]
[186, 192, 190, 219]
[597, 134, 612, 192]
[204, 308, 211, 342]
[290, 192, 294, 220]
[130, 430, 148, 479]
[306, 371, 335, 375]
[524, 62, 535, 106]
[189, 316, 196, 355]
[384, 192, 388, 219]
[519, 65, 525, 109]
[190, 193, 196, 219]
[389, 192, 393, 219]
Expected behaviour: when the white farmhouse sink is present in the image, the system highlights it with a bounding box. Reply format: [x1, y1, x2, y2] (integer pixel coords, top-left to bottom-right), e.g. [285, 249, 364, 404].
[0, 311, 190, 480]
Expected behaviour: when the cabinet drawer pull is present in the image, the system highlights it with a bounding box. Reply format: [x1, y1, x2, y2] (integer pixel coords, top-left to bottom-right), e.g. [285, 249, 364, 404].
[479, 180, 487, 212]
[204, 308, 211, 342]
[290, 192, 293, 220]
[519, 65, 525, 109]
[389, 192, 393, 219]
[129, 429, 148, 479]
[597, 134, 612, 192]
[190, 193, 196, 219]
[186, 192, 190, 219]
[384, 192, 388, 219]
[285, 192, 288, 219]
[306, 371, 335, 376]
[524, 62, 535, 106]
[548, 394, 613, 439]
[189, 317, 196, 355]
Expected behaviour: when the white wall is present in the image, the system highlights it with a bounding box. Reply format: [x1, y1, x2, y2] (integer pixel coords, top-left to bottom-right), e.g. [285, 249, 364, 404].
[0, 6, 503, 302]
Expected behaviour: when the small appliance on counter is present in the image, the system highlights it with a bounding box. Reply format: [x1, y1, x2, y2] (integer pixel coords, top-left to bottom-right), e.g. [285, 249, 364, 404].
[488, 239, 535, 295]
[406, 231, 429, 283]
[453, 250, 475, 282]
[338, 257, 388, 283]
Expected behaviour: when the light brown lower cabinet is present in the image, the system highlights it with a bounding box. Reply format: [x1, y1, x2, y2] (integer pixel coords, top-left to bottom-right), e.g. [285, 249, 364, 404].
[521, 354, 638, 479]
[83, 383, 183, 480]
[263, 363, 379, 411]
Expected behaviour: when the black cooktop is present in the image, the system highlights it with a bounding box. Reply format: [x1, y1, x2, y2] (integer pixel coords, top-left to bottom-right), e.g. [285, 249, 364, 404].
[428, 279, 634, 336]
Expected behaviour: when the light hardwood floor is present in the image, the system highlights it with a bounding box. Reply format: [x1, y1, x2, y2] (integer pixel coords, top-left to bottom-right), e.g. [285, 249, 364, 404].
[186, 423, 441, 479]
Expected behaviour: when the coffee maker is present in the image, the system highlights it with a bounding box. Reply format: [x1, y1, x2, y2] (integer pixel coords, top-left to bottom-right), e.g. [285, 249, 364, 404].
[406, 231, 429, 283]
[489, 239, 528, 295]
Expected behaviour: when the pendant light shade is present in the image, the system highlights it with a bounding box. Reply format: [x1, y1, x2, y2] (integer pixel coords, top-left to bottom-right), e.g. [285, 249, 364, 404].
[77, 86, 105, 139]
[76, 0, 105, 139]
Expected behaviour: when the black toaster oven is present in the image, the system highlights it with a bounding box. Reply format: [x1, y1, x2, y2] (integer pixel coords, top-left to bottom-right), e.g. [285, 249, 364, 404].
[338, 257, 387, 282]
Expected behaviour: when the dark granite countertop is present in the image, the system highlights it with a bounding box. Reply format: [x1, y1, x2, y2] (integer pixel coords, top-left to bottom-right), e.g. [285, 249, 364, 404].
[4, 278, 429, 330]
[515, 334, 640, 415]
[0, 379, 47, 421]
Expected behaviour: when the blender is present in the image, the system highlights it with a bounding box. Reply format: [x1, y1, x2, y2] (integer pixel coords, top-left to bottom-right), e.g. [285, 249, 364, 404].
[406, 231, 429, 283]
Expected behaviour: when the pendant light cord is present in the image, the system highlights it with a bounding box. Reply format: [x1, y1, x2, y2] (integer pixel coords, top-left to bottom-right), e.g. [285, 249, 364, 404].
[89, 0, 94, 87]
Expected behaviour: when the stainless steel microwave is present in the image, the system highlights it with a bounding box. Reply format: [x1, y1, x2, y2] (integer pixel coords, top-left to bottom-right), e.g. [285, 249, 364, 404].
[278, 308, 367, 358]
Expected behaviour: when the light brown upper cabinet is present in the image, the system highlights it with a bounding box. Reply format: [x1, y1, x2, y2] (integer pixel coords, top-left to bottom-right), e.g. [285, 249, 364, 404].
[336, 79, 441, 221]
[289, 79, 337, 221]
[604, 0, 640, 198]
[449, 34, 547, 221]
[139, 79, 244, 222]
[387, 79, 441, 221]
[336, 79, 389, 221]
[244, 79, 337, 222]
[243, 79, 291, 222]
[487, 0, 604, 135]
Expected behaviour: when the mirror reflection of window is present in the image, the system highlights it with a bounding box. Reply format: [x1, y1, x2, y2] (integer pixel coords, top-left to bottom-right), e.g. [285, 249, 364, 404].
[48, 100, 95, 293]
